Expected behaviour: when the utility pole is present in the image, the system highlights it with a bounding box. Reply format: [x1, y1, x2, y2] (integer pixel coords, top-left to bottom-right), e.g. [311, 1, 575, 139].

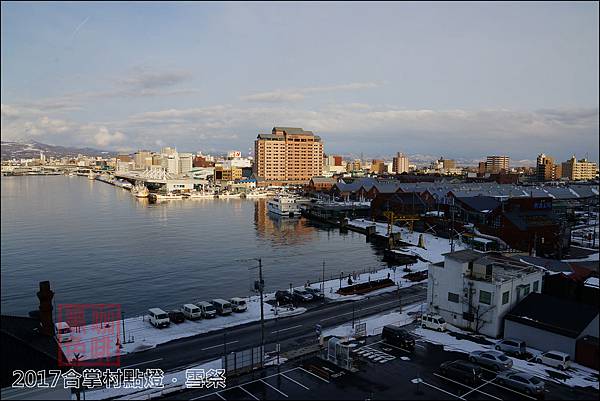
[242, 257, 265, 367]
[121, 311, 126, 345]
[450, 204, 455, 253]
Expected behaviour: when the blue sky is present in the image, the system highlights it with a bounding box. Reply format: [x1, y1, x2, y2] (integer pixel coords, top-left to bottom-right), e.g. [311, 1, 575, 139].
[1, 1, 598, 163]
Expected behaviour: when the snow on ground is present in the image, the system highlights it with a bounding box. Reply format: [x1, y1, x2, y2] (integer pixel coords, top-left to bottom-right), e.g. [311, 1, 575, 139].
[310, 263, 428, 302]
[60, 295, 306, 362]
[83, 358, 223, 400]
[414, 325, 599, 390]
[348, 218, 466, 263]
[322, 302, 425, 338]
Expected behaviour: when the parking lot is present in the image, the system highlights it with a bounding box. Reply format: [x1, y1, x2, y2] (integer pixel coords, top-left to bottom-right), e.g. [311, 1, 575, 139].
[188, 364, 337, 400]
[172, 334, 599, 400]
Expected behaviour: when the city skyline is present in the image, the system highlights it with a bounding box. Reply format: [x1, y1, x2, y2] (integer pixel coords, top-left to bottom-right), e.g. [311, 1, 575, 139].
[1, 2, 599, 160]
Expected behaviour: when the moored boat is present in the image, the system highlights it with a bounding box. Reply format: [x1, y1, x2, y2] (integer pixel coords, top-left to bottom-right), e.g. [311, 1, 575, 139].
[267, 193, 301, 217]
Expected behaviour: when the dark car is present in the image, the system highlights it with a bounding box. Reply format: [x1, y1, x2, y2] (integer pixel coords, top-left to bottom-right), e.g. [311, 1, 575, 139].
[275, 290, 294, 305]
[168, 310, 185, 324]
[381, 325, 416, 351]
[439, 360, 482, 385]
[292, 290, 314, 303]
[305, 287, 324, 299]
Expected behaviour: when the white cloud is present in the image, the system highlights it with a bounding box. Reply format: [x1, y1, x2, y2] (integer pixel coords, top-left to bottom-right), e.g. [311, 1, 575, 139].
[93, 127, 126, 147]
[240, 82, 382, 103]
[1, 101, 598, 161]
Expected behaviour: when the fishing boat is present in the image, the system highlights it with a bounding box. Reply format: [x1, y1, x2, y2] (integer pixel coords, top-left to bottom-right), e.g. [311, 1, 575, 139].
[131, 183, 149, 198]
[188, 191, 216, 199]
[87, 171, 97, 180]
[154, 192, 184, 200]
[217, 191, 242, 199]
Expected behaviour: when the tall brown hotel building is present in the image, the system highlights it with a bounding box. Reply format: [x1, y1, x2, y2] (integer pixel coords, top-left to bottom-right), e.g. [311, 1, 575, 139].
[254, 127, 323, 182]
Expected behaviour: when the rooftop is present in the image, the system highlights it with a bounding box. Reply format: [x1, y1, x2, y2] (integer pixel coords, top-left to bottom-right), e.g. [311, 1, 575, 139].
[505, 293, 598, 338]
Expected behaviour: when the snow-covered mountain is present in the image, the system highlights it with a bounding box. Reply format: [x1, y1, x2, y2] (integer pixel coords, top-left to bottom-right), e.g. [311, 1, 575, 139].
[1, 140, 116, 160]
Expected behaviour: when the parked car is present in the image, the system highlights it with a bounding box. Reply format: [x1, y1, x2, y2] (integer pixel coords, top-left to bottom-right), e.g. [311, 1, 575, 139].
[469, 350, 513, 371]
[535, 351, 571, 370]
[168, 310, 185, 324]
[182, 304, 202, 320]
[381, 325, 416, 351]
[419, 313, 447, 332]
[439, 360, 482, 385]
[55, 322, 72, 343]
[196, 301, 217, 319]
[305, 287, 324, 299]
[148, 308, 170, 328]
[495, 339, 527, 356]
[230, 297, 248, 313]
[210, 299, 233, 316]
[497, 370, 545, 396]
[275, 290, 294, 305]
[292, 290, 314, 303]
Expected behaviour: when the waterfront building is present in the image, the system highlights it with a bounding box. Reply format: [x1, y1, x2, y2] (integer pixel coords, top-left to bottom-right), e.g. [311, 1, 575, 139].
[214, 164, 242, 182]
[253, 127, 323, 182]
[561, 156, 598, 180]
[393, 152, 409, 174]
[427, 250, 544, 338]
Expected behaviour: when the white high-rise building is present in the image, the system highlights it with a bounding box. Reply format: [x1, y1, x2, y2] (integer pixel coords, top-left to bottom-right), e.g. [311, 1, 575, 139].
[178, 153, 193, 174]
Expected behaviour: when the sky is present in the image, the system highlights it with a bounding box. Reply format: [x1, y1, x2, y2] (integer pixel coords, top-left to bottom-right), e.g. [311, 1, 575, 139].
[1, 1, 598, 163]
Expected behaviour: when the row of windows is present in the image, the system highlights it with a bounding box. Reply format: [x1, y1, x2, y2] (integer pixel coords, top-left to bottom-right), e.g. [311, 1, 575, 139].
[447, 280, 540, 307]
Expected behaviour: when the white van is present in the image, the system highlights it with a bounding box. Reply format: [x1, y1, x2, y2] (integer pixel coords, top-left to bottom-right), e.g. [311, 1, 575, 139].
[55, 322, 72, 342]
[420, 313, 447, 332]
[148, 308, 170, 328]
[211, 299, 233, 316]
[196, 301, 217, 319]
[535, 351, 571, 370]
[182, 304, 202, 320]
[230, 297, 248, 313]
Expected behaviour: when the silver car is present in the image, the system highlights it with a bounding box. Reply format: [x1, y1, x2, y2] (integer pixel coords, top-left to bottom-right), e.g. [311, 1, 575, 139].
[495, 339, 527, 356]
[469, 350, 513, 371]
[497, 370, 545, 396]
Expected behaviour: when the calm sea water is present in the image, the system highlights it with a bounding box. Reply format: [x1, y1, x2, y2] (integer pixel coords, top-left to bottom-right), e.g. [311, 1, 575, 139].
[1, 176, 386, 317]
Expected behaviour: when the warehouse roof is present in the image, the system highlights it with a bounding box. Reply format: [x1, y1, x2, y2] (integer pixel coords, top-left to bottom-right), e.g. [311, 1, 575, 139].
[505, 293, 598, 338]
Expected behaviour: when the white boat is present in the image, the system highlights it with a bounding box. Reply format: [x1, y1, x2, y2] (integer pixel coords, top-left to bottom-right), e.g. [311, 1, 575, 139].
[132, 183, 149, 198]
[218, 191, 242, 199]
[114, 179, 133, 190]
[267, 194, 301, 217]
[245, 191, 269, 198]
[87, 171, 97, 180]
[188, 191, 216, 199]
[154, 192, 184, 200]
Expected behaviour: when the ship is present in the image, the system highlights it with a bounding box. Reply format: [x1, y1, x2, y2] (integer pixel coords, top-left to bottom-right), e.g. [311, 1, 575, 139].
[267, 193, 301, 217]
[131, 183, 149, 198]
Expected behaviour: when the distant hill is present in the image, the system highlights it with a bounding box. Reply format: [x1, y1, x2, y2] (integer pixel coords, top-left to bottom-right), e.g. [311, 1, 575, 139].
[1, 140, 117, 160]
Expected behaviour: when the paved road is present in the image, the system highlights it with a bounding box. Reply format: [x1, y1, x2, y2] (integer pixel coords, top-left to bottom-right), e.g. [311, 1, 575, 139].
[114, 283, 427, 373]
[171, 328, 599, 401]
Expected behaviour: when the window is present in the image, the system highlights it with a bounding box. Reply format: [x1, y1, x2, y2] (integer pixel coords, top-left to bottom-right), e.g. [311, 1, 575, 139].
[533, 281, 539, 293]
[448, 292, 459, 303]
[479, 290, 492, 305]
[502, 291, 510, 305]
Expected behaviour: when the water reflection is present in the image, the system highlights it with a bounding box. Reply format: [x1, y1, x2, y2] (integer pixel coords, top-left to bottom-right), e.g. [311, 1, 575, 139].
[253, 199, 316, 245]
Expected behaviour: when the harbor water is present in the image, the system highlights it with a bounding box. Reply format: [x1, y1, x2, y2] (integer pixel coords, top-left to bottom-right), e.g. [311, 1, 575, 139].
[1, 176, 387, 317]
